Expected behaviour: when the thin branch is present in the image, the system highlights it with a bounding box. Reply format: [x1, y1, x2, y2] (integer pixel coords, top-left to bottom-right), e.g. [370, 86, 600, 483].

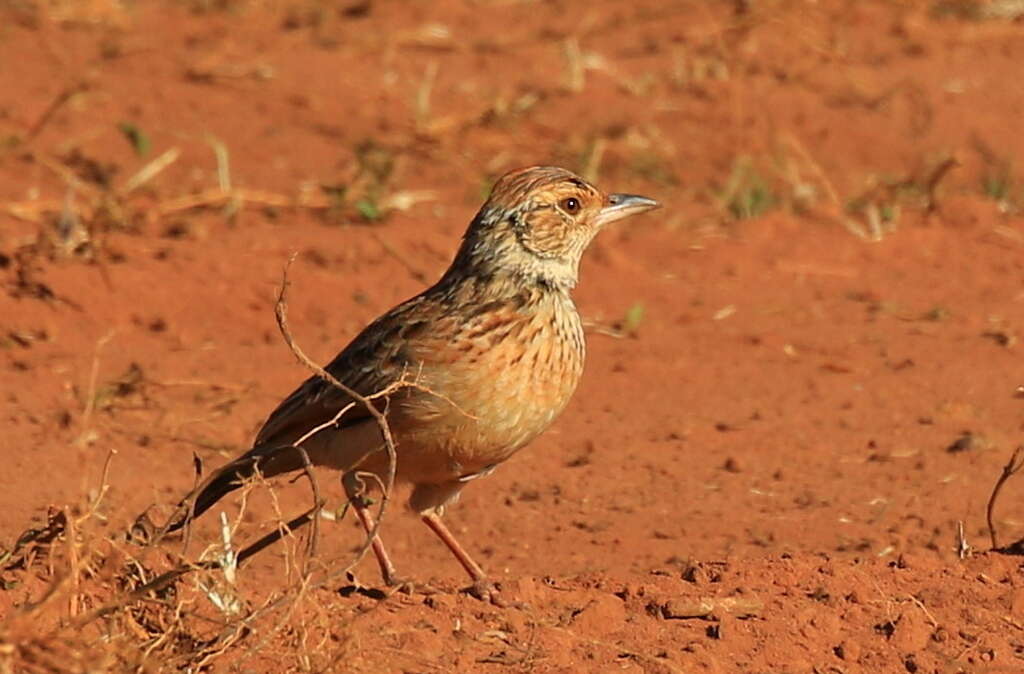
[77, 448, 117, 524]
[273, 253, 399, 576]
[294, 445, 323, 562]
[25, 81, 89, 142]
[924, 155, 960, 214]
[987, 445, 1024, 550]
[77, 330, 116, 446]
[906, 594, 939, 629]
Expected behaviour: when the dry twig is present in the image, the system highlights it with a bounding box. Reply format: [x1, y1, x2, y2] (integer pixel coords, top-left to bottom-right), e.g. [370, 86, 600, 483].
[274, 253, 399, 564]
[924, 156, 960, 214]
[294, 445, 324, 562]
[956, 520, 971, 559]
[25, 81, 90, 142]
[987, 445, 1024, 550]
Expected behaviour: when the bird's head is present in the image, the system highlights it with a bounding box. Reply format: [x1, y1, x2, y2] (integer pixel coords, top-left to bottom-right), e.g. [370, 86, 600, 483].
[453, 166, 660, 290]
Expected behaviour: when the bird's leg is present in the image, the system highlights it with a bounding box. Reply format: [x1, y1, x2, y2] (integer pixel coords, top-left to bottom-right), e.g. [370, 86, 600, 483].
[421, 510, 517, 607]
[342, 471, 403, 588]
[420, 510, 486, 580]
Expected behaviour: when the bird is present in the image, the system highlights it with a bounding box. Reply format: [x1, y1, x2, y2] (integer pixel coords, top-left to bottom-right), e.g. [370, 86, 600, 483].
[165, 165, 660, 602]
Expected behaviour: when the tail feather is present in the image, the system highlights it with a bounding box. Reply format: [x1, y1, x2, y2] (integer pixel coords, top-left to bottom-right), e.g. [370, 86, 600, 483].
[163, 417, 386, 535]
[166, 444, 307, 532]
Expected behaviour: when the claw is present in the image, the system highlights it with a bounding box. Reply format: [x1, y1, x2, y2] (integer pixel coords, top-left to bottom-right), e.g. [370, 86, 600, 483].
[465, 579, 526, 609]
[383, 573, 416, 594]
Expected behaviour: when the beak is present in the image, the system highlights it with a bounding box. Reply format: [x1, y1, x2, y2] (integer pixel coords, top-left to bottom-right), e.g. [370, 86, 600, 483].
[595, 193, 661, 227]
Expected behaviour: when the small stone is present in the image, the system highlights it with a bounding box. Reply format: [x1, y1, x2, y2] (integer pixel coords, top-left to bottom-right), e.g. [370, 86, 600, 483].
[836, 639, 861, 662]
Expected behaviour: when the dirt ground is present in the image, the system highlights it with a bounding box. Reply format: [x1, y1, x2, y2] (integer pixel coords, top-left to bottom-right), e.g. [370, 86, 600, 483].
[2, 0, 1024, 671]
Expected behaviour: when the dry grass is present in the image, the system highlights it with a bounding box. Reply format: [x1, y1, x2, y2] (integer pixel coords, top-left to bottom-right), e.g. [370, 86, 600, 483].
[0, 418, 362, 671]
[0, 259, 401, 671]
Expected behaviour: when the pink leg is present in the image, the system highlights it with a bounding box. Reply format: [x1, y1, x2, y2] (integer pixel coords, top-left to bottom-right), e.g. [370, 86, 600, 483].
[343, 472, 401, 586]
[352, 499, 401, 586]
[420, 510, 487, 582]
[421, 511, 518, 607]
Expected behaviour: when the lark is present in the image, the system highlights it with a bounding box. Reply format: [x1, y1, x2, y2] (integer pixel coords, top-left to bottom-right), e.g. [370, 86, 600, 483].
[168, 166, 659, 601]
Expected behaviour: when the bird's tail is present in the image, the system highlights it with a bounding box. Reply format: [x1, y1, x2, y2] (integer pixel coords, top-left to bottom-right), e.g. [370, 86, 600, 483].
[165, 444, 309, 533]
[157, 417, 385, 537]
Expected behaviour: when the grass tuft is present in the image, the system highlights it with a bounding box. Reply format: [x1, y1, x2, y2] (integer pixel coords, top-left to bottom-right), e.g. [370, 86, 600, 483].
[718, 156, 777, 220]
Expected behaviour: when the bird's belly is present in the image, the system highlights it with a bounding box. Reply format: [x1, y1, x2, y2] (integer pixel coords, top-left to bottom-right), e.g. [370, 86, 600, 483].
[392, 320, 584, 483]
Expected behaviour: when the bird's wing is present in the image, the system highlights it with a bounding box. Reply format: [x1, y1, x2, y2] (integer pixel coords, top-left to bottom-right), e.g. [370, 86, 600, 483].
[163, 295, 438, 533]
[253, 295, 434, 448]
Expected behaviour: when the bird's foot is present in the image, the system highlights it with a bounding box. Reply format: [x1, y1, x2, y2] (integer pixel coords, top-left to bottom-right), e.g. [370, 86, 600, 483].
[464, 579, 525, 609]
[382, 573, 419, 596]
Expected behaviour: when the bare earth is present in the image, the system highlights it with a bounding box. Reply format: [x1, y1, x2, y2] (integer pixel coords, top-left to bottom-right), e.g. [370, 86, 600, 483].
[2, 1, 1024, 672]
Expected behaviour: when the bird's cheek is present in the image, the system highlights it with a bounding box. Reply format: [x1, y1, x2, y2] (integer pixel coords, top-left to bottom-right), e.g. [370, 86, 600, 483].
[521, 212, 571, 258]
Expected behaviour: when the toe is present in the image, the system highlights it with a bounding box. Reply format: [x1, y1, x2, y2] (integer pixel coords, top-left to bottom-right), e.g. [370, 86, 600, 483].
[465, 579, 526, 609]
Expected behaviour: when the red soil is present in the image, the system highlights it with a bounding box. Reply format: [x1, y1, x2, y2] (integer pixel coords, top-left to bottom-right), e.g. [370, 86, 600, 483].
[2, 1, 1024, 671]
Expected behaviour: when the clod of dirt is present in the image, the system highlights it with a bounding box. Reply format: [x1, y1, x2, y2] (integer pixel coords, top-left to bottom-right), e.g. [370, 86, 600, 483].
[890, 610, 932, 653]
[946, 431, 985, 453]
[981, 330, 1017, 348]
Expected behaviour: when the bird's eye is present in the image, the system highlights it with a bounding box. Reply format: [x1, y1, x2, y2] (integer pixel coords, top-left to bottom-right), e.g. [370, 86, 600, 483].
[560, 197, 581, 214]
